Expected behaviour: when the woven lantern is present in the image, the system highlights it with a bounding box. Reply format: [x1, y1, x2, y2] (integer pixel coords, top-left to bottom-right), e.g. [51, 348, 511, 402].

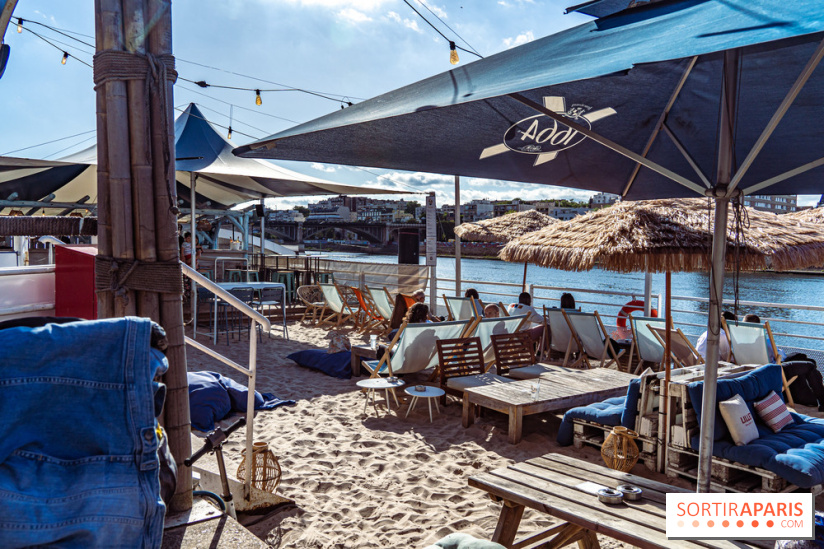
[601, 426, 640, 472]
[236, 441, 282, 493]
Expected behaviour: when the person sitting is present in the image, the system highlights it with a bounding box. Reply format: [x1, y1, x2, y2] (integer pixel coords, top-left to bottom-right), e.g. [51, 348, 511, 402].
[483, 303, 500, 318]
[464, 288, 480, 300]
[742, 313, 787, 363]
[405, 302, 431, 325]
[696, 310, 735, 362]
[560, 292, 576, 310]
[507, 292, 544, 343]
[412, 289, 443, 322]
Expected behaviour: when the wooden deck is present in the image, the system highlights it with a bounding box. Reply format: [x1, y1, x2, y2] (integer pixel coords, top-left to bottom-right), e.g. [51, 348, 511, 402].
[463, 365, 636, 444]
[469, 453, 768, 549]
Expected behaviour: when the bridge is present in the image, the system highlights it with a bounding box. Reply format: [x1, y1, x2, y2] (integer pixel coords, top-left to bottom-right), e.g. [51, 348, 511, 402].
[265, 221, 425, 245]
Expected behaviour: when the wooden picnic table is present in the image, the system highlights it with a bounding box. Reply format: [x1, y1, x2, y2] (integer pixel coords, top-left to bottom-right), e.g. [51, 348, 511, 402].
[463, 365, 636, 444]
[469, 452, 767, 549]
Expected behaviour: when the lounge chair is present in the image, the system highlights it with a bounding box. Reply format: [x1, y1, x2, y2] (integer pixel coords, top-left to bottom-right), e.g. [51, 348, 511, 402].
[367, 286, 394, 324]
[256, 286, 288, 339]
[361, 319, 471, 377]
[491, 332, 555, 379]
[443, 295, 482, 321]
[723, 319, 795, 406]
[465, 314, 529, 369]
[350, 286, 389, 334]
[436, 336, 515, 405]
[648, 325, 704, 369]
[627, 314, 667, 374]
[296, 285, 325, 324]
[317, 283, 357, 328]
[542, 306, 580, 367]
[563, 310, 625, 369]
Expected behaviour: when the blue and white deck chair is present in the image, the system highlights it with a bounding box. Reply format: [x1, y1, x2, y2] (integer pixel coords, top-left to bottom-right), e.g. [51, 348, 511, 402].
[563, 310, 625, 369]
[627, 314, 667, 374]
[443, 295, 482, 321]
[543, 306, 580, 367]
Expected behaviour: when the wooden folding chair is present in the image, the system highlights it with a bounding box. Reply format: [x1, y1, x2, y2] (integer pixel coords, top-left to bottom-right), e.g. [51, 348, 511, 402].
[627, 314, 667, 374]
[317, 283, 357, 328]
[648, 325, 704, 369]
[562, 310, 625, 369]
[351, 286, 389, 334]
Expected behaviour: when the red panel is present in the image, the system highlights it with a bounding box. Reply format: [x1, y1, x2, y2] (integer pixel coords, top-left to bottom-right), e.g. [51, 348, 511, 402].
[55, 246, 98, 320]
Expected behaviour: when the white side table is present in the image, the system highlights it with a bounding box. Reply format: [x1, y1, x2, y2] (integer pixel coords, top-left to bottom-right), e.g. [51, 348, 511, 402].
[356, 378, 405, 416]
[404, 386, 445, 423]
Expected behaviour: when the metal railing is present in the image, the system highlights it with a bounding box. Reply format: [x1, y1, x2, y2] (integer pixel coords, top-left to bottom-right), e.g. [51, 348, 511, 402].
[181, 263, 270, 499]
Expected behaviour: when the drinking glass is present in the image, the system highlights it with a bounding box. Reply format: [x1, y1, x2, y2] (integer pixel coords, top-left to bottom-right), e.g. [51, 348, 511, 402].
[529, 379, 542, 399]
[370, 335, 378, 350]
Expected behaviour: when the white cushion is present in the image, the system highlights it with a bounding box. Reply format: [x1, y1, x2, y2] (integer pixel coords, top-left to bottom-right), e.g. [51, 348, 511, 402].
[754, 390, 794, 433]
[446, 373, 515, 391]
[718, 394, 759, 446]
[506, 364, 556, 380]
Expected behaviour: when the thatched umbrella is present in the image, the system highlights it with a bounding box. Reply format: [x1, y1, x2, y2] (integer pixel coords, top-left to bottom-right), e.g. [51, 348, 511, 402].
[455, 210, 557, 290]
[786, 207, 824, 226]
[500, 197, 824, 457]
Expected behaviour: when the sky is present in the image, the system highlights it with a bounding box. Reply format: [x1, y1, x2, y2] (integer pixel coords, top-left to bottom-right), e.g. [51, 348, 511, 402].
[1, 0, 820, 210]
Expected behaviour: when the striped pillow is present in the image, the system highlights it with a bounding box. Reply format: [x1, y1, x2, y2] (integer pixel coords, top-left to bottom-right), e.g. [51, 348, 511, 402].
[754, 391, 794, 433]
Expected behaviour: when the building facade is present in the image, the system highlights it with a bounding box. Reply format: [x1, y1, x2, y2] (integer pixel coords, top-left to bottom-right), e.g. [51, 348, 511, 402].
[741, 195, 797, 213]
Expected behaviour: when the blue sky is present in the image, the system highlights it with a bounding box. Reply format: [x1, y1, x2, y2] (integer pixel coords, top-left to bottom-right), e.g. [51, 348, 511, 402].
[1, 1, 819, 209]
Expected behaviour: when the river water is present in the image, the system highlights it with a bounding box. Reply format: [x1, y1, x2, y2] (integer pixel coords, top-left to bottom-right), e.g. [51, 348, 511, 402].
[318, 252, 824, 351]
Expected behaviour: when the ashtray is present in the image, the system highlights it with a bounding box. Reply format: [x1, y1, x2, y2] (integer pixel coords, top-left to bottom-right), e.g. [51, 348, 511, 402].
[386, 376, 399, 383]
[596, 488, 624, 505]
[415, 385, 426, 392]
[616, 484, 643, 501]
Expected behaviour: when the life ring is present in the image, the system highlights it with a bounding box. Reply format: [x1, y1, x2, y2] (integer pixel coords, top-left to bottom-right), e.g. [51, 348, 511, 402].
[616, 300, 658, 328]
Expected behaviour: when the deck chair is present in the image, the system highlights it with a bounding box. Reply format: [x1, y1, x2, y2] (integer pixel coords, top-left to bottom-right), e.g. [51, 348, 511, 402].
[563, 310, 625, 369]
[437, 336, 515, 404]
[497, 302, 510, 317]
[352, 286, 389, 334]
[543, 306, 580, 367]
[491, 332, 555, 379]
[296, 285, 325, 324]
[648, 325, 704, 369]
[317, 283, 357, 328]
[627, 314, 668, 374]
[465, 314, 529, 370]
[443, 295, 482, 321]
[723, 320, 795, 406]
[361, 319, 471, 377]
[367, 286, 394, 324]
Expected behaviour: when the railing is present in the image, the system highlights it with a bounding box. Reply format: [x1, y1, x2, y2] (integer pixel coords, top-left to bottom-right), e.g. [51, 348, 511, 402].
[180, 263, 270, 499]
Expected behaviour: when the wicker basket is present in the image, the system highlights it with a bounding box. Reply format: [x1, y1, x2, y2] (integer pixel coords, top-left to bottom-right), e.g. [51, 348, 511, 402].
[601, 426, 640, 472]
[236, 442, 282, 493]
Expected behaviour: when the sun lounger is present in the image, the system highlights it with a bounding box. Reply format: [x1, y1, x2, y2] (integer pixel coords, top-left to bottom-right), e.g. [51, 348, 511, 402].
[648, 325, 704, 369]
[367, 286, 394, 322]
[361, 319, 471, 377]
[465, 314, 529, 369]
[350, 286, 389, 334]
[723, 319, 794, 405]
[443, 295, 482, 321]
[627, 314, 667, 374]
[542, 306, 580, 367]
[563, 310, 625, 369]
[317, 283, 357, 328]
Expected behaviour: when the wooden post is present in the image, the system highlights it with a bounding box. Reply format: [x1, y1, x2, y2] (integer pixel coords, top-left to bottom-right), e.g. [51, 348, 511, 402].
[94, 0, 192, 512]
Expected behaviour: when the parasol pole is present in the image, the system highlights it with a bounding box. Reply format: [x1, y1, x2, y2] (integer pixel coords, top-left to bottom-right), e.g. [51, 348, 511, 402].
[663, 270, 672, 466]
[190, 173, 197, 335]
[696, 48, 739, 494]
[454, 175, 461, 296]
[644, 271, 653, 316]
[522, 262, 528, 292]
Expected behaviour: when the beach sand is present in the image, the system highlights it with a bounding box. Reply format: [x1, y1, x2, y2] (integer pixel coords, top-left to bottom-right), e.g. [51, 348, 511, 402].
[184, 320, 758, 549]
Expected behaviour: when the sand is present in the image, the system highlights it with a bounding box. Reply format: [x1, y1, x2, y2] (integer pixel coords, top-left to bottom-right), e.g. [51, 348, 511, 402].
[183, 320, 697, 549]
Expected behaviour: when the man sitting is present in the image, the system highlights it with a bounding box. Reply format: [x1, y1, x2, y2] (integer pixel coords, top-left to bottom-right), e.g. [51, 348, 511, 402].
[696, 310, 735, 362]
[507, 292, 544, 343]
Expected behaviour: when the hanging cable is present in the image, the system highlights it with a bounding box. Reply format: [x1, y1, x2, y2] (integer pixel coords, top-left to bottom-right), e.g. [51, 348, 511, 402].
[415, 0, 482, 58]
[2, 129, 97, 156]
[401, 0, 483, 63]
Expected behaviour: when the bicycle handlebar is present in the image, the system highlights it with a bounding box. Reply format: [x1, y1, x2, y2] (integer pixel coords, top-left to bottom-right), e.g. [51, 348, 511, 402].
[184, 416, 246, 467]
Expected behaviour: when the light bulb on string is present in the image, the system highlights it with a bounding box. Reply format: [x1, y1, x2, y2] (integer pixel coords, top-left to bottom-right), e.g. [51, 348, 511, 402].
[227, 105, 233, 139]
[227, 126, 233, 140]
[17, 18, 23, 33]
[255, 89, 262, 106]
[61, 52, 68, 65]
[449, 41, 459, 65]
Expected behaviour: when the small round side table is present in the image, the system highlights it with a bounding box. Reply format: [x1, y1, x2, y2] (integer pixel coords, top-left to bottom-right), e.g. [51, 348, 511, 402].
[404, 386, 445, 423]
[356, 378, 405, 416]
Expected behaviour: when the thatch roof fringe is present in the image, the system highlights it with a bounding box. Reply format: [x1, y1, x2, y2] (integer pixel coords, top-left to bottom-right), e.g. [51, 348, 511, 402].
[454, 209, 556, 243]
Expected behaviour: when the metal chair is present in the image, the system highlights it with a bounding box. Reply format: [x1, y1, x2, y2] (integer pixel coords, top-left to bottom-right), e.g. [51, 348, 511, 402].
[227, 287, 256, 341]
[257, 286, 288, 339]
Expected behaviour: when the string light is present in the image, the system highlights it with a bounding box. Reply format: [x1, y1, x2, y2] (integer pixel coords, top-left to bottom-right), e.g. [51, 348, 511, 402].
[227, 105, 233, 140]
[449, 41, 459, 65]
[227, 126, 232, 139]
[61, 51, 68, 65]
[17, 18, 23, 33]
[255, 89, 262, 106]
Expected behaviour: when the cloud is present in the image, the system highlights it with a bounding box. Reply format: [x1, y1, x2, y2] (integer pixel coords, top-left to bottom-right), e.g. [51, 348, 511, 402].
[337, 8, 372, 23]
[311, 163, 337, 173]
[386, 11, 422, 32]
[503, 30, 534, 49]
[423, 3, 448, 19]
[277, 0, 389, 9]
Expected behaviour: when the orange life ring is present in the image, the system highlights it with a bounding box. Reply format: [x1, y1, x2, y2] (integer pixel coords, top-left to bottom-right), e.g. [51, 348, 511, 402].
[616, 300, 658, 328]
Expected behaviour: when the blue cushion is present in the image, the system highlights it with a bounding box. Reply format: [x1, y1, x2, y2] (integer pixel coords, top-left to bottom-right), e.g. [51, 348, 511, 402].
[557, 396, 626, 446]
[288, 350, 352, 379]
[188, 371, 232, 432]
[621, 377, 644, 429]
[687, 364, 782, 442]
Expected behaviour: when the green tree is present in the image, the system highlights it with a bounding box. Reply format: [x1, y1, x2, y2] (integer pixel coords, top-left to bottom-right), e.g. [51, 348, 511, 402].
[292, 205, 309, 216]
[404, 200, 421, 215]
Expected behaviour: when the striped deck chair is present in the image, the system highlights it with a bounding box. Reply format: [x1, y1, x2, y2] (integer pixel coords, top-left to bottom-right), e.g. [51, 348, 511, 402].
[563, 310, 625, 369]
[627, 314, 668, 374]
[361, 319, 471, 377]
[317, 283, 356, 328]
